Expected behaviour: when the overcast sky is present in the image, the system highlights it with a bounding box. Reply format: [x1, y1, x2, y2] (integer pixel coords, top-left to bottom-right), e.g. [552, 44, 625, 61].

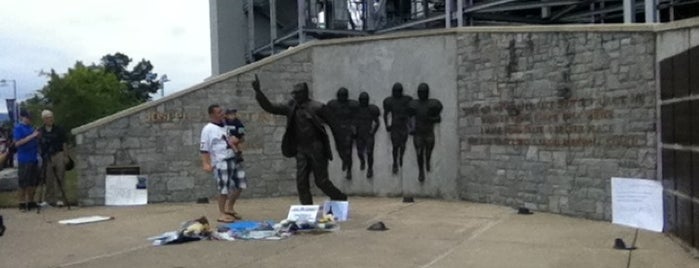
[0, 0, 211, 112]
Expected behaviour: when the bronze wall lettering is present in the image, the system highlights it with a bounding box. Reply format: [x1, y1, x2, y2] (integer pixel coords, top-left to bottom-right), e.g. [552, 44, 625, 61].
[145, 111, 189, 123]
[468, 135, 639, 147]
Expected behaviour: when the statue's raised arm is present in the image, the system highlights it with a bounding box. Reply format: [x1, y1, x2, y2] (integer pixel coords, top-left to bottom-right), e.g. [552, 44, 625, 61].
[252, 74, 289, 116]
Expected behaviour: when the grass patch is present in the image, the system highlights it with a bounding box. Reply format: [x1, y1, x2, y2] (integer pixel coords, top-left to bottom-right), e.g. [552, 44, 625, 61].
[0, 169, 78, 208]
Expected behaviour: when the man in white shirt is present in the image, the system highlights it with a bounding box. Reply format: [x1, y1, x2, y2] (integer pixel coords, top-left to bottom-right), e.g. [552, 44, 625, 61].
[200, 104, 245, 223]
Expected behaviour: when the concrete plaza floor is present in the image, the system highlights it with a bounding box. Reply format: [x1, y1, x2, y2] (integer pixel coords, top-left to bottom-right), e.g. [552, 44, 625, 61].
[0, 196, 697, 268]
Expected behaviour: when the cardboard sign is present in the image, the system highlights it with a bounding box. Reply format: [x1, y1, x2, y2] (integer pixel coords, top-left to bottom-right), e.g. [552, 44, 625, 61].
[58, 216, 114, 225]
[105, 175, 148, 206]
[287, 205, 320, 223]
[323, 201, 349, 221]
[611, 177, 663, 232]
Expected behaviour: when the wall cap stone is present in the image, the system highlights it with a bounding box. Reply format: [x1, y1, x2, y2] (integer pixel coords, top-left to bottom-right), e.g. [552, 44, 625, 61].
[655, 17, 699, 32]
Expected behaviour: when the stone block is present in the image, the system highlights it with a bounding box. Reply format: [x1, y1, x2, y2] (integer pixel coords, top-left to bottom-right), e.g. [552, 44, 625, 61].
[587, 188, 607, 200]
[95, 139, 121, 152]
[82, 129, 99, 139]
[167, 177, 194, 191]
[149, 194, 166, 203]
[168, 190, 194, 202]
[552, 151, 567, 168]
[122, 137, 140, 148]
[538, 151, 552, 162]
[573, 199, 597, 213]
[88, 155, 115, 167]
[88, 187, 105, 199]
[80, 198, 97, 206]
[525, 146, 538, 161]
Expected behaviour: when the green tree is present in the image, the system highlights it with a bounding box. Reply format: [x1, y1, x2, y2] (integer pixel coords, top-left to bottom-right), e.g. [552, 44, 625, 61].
[24, 62, 140, 135]
[101, 52, 161, 101]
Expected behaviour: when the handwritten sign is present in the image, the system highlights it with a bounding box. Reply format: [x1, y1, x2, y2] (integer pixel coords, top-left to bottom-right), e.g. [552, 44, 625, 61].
[287, 205, 320, 223]
[611, 177, 663, 232]
[105, 175, 148, 206]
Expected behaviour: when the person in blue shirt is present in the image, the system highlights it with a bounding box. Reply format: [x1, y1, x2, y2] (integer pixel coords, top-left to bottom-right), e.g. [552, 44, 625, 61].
[13, 110, 40, 211]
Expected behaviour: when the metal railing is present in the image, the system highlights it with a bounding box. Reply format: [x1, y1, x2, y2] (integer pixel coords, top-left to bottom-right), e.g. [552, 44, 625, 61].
[245, 0, 686, 61]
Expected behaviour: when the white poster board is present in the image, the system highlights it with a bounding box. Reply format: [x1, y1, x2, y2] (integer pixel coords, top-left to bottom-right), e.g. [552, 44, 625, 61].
[611, 177, 663, 232]
[287, 205, 320, 223]
[105, 175, 148, 206]
[323, 201, 349, 221]
[58, 216, 114, 225]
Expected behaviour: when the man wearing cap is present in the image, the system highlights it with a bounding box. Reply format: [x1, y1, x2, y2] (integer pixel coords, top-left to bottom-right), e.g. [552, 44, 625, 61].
[13, 110, 40, 211]
[38, 109, 69, 207]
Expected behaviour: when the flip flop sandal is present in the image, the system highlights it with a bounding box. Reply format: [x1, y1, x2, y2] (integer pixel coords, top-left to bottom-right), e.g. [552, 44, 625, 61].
[217, 218, 236, 223]
[225, 212, 242, 220]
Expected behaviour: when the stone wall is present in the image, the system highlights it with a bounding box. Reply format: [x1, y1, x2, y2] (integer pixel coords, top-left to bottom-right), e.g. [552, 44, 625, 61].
[72, 22, 699, 221]
[74, 50, 313, 205]
[457, 32, 657, 220]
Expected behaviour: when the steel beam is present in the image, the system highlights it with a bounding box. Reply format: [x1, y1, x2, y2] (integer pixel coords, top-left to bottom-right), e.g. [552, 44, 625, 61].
[248, 0, 255, 62]
[463, 0, 518, 13]
[468, 0, 474, 25]
[375, 14, 445, 33]
[470, 13, 549, 24]
[624, 0, 636, 23]
[549, 3, 581, 21]
[297, 0, 306, 43]
[561, 2, 644, 21]
[478, 0, 581, 13]
[457, 0, 464, 26]
[446, 0, 453, 28]
[270, 0, 277, 54]
[304, 28, 371, 35]
[542, 0, 551, 19]
[645, 0, 657, 23]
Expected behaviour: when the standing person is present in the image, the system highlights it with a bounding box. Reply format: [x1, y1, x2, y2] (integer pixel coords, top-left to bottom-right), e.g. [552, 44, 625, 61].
[252, 75, 347, 205]
[14, 110, 40, 211]
[200, 104, 245, 223]
[38, 110, 68, 207]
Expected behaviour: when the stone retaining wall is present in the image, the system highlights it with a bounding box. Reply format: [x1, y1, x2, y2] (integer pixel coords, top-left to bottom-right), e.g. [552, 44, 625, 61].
[73, 20, 699, 220]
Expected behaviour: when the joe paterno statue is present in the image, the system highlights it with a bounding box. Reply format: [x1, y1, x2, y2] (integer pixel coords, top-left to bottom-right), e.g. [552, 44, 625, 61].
[252, 75, 347, 205]
[408, 83, 443, 182]
[383, 82, 413, 174]
[325, 87, 359, 180]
